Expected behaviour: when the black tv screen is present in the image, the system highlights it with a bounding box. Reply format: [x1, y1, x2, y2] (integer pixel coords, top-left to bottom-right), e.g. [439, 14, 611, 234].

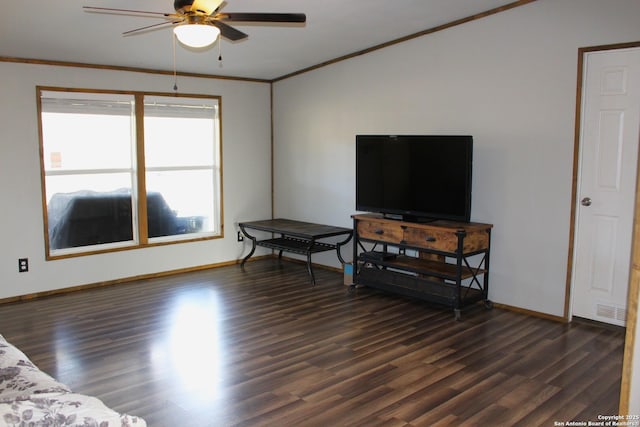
[356, 135, 473, 222]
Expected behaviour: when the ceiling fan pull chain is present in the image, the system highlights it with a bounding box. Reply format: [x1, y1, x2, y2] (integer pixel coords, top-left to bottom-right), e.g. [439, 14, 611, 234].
[172, 33, 179, 92]
[218, 39, 223, 62]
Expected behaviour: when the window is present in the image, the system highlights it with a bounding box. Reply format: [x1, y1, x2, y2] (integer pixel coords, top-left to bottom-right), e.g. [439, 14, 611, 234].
[38, 88, 222, 258]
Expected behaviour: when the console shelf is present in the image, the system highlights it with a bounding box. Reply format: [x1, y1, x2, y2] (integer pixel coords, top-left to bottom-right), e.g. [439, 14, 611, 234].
[256, 237, 337, 254]
[352, 214, 493, 320]
[359, 253, 487, 281]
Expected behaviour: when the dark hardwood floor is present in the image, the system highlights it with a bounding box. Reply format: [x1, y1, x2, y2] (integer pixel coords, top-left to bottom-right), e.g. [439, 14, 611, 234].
[0, 259, 624, 426]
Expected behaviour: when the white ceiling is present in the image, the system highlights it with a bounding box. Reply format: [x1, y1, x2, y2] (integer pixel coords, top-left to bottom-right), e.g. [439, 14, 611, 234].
[0, 0, 526, 81]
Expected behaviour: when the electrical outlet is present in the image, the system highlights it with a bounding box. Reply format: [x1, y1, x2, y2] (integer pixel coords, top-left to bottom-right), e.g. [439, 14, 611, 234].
[237, 231, 244, 242]
[18, 258, 28, 273]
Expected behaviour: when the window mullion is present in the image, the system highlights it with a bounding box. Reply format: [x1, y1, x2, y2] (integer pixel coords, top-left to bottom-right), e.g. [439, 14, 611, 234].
[135, 94, 148, 245]
[45, 168, 132, 176]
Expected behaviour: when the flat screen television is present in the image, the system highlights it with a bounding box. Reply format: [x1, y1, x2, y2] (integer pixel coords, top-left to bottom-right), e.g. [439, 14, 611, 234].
[356, 135, 473, 222]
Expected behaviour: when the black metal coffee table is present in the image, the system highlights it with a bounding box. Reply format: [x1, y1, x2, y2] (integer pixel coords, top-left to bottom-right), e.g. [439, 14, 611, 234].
[239, 218, 352, 284]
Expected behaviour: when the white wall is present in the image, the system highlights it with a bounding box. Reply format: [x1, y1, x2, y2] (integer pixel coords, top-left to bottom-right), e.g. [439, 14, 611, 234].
[0, 62, 272, 299]
[272, 0, 640, 317]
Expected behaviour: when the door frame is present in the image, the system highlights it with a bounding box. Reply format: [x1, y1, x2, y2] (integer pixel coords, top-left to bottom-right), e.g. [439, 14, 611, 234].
[565, 40, 640, 414]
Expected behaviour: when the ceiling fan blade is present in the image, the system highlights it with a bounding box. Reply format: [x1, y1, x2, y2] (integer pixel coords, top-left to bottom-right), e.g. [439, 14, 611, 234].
[219, 13, 306, 23]
[210, 21, 248, 41]
[83, 6, 174, 17]
[191, 0, 224, 15]
[123, 20, 182, 36]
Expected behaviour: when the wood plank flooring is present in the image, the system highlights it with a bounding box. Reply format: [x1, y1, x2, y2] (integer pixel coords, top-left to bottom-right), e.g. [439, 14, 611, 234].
[0, 259, 624, 426]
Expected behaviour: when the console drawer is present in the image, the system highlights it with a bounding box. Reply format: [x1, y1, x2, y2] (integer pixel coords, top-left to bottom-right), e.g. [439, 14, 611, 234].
[356, 219, 403, 244]
[403, 227, 458, 252]
[404, 226, 489, 252]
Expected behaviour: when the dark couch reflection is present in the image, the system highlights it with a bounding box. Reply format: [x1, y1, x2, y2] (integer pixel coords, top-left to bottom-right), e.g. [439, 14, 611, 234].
[48, 190, 203, 250]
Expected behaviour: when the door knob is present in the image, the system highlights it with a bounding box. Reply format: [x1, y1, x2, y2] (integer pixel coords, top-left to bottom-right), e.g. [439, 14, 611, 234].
[581, 197, 592, 206]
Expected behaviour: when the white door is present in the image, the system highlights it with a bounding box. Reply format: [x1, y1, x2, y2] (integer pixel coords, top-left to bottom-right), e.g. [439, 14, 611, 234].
[572, 47, 640, 327]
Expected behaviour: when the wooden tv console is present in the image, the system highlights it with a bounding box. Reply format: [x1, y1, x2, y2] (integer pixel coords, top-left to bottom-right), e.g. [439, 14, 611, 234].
[351, 214, 493, 320]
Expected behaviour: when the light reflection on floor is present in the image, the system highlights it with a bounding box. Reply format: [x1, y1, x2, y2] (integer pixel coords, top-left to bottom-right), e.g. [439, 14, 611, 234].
[150, 287, 225, 408]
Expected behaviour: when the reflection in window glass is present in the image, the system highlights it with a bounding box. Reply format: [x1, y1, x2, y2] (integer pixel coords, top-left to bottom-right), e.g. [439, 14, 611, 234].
[146, 170, 215, 237]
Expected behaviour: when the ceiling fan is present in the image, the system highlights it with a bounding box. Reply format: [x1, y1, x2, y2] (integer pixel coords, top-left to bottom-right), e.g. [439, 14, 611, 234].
[83, 0, 306, 48]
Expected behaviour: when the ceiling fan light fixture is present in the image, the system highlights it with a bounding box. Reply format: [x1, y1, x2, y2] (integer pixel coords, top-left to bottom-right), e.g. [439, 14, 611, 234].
[174, 24, 220, 48]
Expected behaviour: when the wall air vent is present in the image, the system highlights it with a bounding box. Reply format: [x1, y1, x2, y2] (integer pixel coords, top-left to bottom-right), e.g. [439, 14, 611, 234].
[595, 301, 627, 326]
